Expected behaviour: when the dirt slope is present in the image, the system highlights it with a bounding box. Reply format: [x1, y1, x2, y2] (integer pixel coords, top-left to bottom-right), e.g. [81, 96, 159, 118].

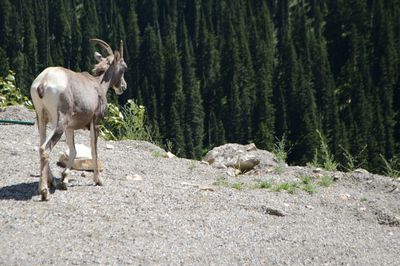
[0, 106, 399, 265]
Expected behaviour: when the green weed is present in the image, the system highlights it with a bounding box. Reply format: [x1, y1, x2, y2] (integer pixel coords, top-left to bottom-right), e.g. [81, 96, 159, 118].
[213, 177, 229, 187]
[273, 182, 297, 194]
[318, 175, 334, 187]
[302, 183, 316, 194]
[231, 182, 244, 190]
[380, 155, 400, 179]
[309, 130, 338, 171]
[256, 181, 273, 189]
[339, 144, 367, 172]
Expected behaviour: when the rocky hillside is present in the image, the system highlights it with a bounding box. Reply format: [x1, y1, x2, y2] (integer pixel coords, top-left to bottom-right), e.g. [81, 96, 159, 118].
[0, 106, 399, 265]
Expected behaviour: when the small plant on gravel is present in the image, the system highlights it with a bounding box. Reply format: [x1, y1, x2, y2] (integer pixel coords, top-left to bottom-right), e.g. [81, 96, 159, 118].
[302, 183, 316, 194]
[298, 175, 316, 194]
[380, 154, 400, 179]
[318, 175, 334, 187]
[152, 150, 167, 158]
[273, 182, 297, 194]
[299, 175, 312, 185]
[360, 197, 368, 202]
[256, 181, 273, 189]
[188, 160, 197, 173]
[213, 176, 229, 187]
[273, 135, 289, 164]
[339, 144, 367, 172]
[272, 135, 290, 174]
[231, 182, 244, 190]
[165, 140, 174, 153]
[309, 130, 338, 171]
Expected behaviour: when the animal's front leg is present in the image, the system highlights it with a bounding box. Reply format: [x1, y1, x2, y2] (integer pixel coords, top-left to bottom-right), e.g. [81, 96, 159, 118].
[90, 120, 103, 186]
[60, 129, 76, 190]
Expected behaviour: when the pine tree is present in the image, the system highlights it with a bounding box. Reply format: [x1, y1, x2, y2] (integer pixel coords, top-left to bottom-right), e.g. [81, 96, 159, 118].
[124, 1, 141, 102]
[181, 22, 204, 158]
[0, 0, 12, 54]
[370, 0, 397, 160]
[9, 3, 29, 92]
[196, 11, 223, 148]
[139, 24, 165, 140]
[70, 3, 82, 71]
[49, 0, 72, 67]
[163, 19, 185, 155]
[22, 0, 38, 88]
[252, 1, 276, 150]
[236, 6, 256, 143]
[310, 1, 342, 158]
[220, 7, 243, 142]
[80, 0, 99, 72]
[34, 0, 51, 69]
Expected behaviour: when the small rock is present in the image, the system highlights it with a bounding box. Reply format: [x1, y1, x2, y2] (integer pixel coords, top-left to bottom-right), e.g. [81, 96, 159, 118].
[314, 173, 324, 178]
[261, 206, 286, 217]
[126, 174, 143, 181]
[226, 168, 241, 177]
[200, 160, 209, 165]
[313, 168, 323, 173]
[58, 144, 104, 171]
[245, 143, 257, 151]
[166, 151, 176, 158]
[305, 205, 314, 209]
[199, 186, 214, 192]
[106, 144, 114, 150]
[340, 193, 351, 200]
[353, 168, 369, 174]
[332, 174, 341, 181]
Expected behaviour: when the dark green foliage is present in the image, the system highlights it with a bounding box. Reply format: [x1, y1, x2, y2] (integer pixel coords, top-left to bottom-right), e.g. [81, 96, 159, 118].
[1, 0, 399, 174]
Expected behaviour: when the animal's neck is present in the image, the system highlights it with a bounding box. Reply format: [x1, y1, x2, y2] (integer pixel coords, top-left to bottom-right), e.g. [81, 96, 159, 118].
[96, 73, 111, 97]
[97, 66, 115, 97]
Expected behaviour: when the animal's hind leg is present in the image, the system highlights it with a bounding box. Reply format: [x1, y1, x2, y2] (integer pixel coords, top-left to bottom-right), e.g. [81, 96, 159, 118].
[37, 109, 51, 200]
[37, 111, 57, 190]
[39, 121, 65, 200]
[90, 120, 103, 186]
[60, 129, 76, 190]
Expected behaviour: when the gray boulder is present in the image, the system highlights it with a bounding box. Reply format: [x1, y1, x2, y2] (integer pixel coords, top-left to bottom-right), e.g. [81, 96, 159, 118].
[203, 143, 278, 172]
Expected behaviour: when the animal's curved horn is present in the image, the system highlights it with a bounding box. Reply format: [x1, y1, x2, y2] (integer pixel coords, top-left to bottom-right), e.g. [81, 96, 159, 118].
[120, 40, 123, 58]
[90, 38, 113, 56]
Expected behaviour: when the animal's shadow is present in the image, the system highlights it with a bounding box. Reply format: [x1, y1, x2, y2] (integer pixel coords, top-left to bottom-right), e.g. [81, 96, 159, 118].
[0, 182, 49, 201]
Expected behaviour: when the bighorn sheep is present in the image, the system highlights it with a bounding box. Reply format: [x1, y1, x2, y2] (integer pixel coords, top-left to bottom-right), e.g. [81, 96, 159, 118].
[30, 39, 127, 201]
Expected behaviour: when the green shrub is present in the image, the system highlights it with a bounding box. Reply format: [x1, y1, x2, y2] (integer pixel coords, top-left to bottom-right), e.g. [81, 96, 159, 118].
[380, 155, 400, 179]
[273, 135, 289, 164]
[318, 175, 334, 187]
[0, 70, 32, 108]
[339, 144, 367, 172]
[309, 130, 337, 171]
[100, 99, 151, 141]
[302, 183, 316, 194]
[256, 181, 272, 189]
[273, 182, 297, 194]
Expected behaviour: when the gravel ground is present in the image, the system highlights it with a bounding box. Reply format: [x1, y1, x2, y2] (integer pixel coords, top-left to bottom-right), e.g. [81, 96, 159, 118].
[1, 106, 400, 265]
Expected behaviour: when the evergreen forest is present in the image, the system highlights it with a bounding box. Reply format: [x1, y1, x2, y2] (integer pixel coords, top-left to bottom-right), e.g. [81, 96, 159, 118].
[0, 0, 399, 173]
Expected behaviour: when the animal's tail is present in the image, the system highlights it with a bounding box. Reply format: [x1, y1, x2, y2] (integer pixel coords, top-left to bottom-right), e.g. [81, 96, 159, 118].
[37, 83, 45, 98]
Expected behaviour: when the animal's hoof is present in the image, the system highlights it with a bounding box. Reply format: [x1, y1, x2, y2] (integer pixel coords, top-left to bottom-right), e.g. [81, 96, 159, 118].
[95, 178, 104, 186]
[40, 189, 49, 201]
[48, 178, 57, 189]
[57, 181, 68, 190]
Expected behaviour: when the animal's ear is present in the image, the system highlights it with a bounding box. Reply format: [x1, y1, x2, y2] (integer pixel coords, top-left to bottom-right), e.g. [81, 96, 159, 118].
[114, 51, 121, 62]
[94, 52, 103, 62]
